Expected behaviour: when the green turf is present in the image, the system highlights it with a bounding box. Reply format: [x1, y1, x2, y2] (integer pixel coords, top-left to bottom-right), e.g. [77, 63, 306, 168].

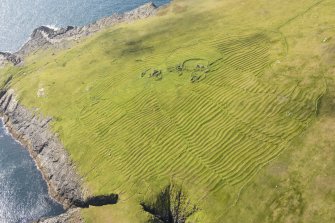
[1, 0, 334, 222]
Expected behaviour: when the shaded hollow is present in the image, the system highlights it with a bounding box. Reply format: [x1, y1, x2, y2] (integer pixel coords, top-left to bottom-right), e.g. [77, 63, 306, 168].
[141, 184, 198, 223]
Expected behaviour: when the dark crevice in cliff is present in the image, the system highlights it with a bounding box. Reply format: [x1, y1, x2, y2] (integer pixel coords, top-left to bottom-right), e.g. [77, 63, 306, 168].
[73, 194, 119, 208]
[4, 75, 13, 86]
[0, 90, 7, 104]
[3, 93, 13, 111]
[141, 184, 198, 223]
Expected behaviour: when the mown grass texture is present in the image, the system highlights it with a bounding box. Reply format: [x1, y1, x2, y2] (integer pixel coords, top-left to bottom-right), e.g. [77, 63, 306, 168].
[0, 0, 334, 222]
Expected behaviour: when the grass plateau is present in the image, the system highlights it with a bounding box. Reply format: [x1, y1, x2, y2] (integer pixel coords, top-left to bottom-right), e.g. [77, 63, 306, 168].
[0, 0, 334, 222]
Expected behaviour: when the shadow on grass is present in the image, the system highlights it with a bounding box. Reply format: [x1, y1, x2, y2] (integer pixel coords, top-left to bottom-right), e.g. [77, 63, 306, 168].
[141, 183, 198, 223]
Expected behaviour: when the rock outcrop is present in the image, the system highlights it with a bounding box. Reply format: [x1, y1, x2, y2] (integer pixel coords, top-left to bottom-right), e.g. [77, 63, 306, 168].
[0, 52, 21, 66]
[37, 208, 83, 223]
[5, 3, 158, 62]
[0, 2, 159, 66]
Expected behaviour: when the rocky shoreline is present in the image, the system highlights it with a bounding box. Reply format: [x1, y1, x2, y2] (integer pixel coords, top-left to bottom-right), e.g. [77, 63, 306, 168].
[0, 2, 162, 222]
[36, 208, 83, 223]
[0, 89, 85, 222]
[0, 2, 159, 67]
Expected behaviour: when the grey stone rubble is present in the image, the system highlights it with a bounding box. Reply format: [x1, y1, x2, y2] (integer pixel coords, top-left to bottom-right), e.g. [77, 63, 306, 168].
[0, 2, 159, 67]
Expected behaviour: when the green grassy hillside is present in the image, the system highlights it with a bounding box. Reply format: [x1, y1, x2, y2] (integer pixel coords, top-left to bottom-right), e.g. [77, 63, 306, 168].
[1, 0, 334, 222]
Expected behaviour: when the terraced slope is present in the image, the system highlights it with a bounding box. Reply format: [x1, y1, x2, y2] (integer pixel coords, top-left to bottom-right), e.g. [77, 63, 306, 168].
[0, 0, 333, 222]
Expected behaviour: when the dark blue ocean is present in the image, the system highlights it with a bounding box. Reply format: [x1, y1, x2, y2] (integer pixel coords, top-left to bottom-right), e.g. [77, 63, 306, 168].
[0, 1, 169, 222]
[0, 0, 169, 52]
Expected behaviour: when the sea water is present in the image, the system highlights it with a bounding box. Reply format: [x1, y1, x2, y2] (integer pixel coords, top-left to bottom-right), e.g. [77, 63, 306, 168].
[0, 120, 63, 222]
[0, 0, 169, 52]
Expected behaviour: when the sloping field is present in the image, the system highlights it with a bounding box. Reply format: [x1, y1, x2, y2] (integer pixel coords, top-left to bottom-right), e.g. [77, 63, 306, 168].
[1, 0, 334, 222]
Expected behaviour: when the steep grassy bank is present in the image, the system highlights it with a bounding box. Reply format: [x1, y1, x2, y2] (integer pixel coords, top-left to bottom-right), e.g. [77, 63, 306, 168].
[0, 0, 334, 222]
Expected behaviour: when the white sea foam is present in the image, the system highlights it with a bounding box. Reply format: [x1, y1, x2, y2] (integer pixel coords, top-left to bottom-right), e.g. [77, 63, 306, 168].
[44, 24, 61, 31]
[0, 117, 25, 147]
[0, 0, 170, 52]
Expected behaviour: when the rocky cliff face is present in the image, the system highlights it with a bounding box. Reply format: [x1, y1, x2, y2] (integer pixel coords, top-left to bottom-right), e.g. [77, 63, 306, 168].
[0, 84, 121, 223]
[0, 89, 85, 209]
[0, 52, 21, 67]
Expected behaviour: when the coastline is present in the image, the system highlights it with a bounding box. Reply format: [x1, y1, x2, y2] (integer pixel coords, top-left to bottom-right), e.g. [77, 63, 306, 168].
[0, 89, 85, 221]
[0, 2, 160, 67]
[0, 2, 164, 222]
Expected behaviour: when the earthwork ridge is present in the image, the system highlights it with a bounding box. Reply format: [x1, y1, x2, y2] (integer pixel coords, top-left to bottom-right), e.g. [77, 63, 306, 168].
[69, 30, 325, 205]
